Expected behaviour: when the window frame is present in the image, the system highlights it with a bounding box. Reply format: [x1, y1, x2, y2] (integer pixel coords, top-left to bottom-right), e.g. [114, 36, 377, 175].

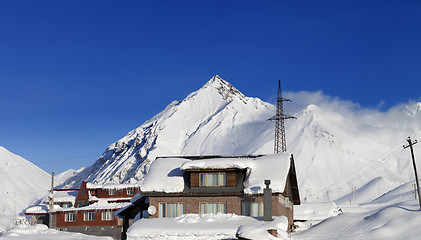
[83, 211, 96, 221]
[199, 202, 227, 214]
[62, 202, 72, 208]
[158, 202, 185, 218]
[64, 212, 76, 222]
[199, 172, 227, 187]
[108, 189, 116, 195]
[101, 211, 114, 221]
[241, 202, 264, 217]
[127, 189, 134, 195]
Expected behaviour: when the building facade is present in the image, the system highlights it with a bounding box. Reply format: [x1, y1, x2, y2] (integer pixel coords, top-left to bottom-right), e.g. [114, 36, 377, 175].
[141, 154, 300, 229]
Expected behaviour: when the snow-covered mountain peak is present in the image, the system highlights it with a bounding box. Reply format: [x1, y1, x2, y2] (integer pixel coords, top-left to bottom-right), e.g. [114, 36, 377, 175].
[60, 76, 274, 188]
[200, 75, 248, 104]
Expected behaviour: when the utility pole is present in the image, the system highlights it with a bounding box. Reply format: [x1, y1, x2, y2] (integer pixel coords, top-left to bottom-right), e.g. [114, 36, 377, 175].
[269, 80, 295, 153]
[49, 172, 55, 210]
[403, 137, 421, 210]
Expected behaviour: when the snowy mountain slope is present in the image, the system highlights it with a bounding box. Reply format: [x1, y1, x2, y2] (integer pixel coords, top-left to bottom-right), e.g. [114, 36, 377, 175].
[286, 104, 420, 203]
[61, 76, 275, 188]
[60, 76, 421, 206]
[0, 147, 51, 233]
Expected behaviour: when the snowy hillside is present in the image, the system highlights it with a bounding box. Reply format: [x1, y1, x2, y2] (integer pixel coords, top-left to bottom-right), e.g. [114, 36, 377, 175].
[60, 76, 421, 206]
[0, 147, 51, 233]
[61, 76, 275, 188]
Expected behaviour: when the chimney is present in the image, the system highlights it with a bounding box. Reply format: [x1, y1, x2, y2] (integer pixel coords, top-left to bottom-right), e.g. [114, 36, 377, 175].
[264, 180, 272, 221]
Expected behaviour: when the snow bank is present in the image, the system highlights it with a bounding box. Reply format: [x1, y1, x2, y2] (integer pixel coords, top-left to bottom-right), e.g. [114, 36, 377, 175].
[142, 154, 292, 194]
[293, 184, 421, 240]
[127, 213, 259, 240]
[0, 224, 113, 240]
[236, 216, 289, 240]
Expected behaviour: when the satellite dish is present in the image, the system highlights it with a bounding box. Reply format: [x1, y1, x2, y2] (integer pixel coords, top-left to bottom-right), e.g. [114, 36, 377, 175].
[148, 206, 156, 215]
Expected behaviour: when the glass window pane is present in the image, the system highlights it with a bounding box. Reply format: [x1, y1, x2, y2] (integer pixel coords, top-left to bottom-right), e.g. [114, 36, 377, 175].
[207, 173, 218, 186]
[179, 203, 185, 215]
[159, 203, 166, 218]
[219, 203, 226, 213]
[250, 203, 259, 217]
[167, 203, 178, 217]
[102, 211, 113, 221]
[200, 174, 206, 186]
[200, 203, 206, 214]
[208, 203, 218, 214]
[242, 202, 248, 216]
[220, 173, 226, 186]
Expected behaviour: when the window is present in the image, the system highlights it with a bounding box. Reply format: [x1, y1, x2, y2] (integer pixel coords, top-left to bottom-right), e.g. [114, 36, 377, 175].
[127, 189, 134, 195]
[242, 202, 264, 217]
[200, 202, 227, 214]
[83, 212, 96, 221]
[102, 211, 114, 221]
[64, 212, 76, 222]
[62, 203, 72, 208]
[159, 202, 185, 218]
[108, 189, 116, 195]
[90, 190, 97, 196]
[285, 197, 290, 208]
[199, 173, 226, 187]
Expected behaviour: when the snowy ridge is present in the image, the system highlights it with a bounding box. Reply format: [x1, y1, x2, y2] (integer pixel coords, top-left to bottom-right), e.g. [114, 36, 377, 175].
[61, 76, 274, 188]
[61, 76, 421, 207]
[0, 147, 51, 232]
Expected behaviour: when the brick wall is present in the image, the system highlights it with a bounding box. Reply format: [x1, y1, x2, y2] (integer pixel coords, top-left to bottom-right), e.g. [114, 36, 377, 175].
[55, 210, 121, 227]
[148, 193, 294, 228]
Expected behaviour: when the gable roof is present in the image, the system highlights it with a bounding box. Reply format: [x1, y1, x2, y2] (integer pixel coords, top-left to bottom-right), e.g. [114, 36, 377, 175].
[141, 153, 295, 195]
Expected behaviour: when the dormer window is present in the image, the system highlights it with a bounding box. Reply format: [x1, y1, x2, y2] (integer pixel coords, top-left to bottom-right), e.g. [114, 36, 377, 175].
[199, 172, 226, 187]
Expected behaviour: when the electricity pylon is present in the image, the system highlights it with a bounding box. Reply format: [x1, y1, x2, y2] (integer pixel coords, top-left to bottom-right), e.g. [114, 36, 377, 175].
[269, 80, 295, 153]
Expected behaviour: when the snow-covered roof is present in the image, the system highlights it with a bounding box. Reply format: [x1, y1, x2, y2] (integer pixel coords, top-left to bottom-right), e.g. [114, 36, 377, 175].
[127, 213, 259, 239]
[50, 200, 131, 213]
[141, 154, 293, 194]
[48, 190, 78, 204]
[85, 183, 141, 189]
[25, 204, 50, 214]
[141, 157, 191, 193]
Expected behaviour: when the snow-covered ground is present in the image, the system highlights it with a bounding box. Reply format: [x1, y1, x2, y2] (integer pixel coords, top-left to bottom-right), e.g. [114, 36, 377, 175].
[0, 224, 112, 240]
[293, 180, 421, 240]
[0, 147, 51, 233]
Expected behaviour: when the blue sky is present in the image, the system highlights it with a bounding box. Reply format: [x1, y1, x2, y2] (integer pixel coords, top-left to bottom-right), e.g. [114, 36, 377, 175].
[1, 1, 420, 174]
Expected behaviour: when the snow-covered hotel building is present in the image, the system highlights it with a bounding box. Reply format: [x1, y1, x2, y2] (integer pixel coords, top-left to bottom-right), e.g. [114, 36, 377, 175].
[140, 153, 300, 229]
[26, 182, 141, 239]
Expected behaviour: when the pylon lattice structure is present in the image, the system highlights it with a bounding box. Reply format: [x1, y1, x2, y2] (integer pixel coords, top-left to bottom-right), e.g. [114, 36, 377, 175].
[269, 80, 295, 153]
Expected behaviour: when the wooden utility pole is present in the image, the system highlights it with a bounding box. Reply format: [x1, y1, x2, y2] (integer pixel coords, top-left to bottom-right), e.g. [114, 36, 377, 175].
[403, 137, 421, 210]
